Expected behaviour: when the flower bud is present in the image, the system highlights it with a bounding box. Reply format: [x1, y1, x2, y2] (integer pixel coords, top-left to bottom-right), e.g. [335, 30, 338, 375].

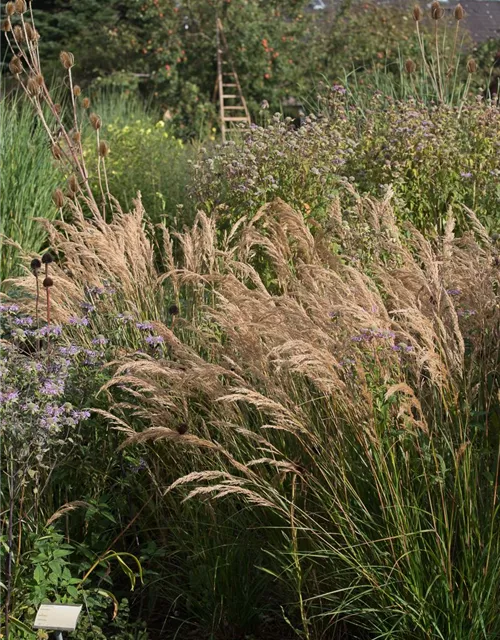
[467, 58, 477, 73]
[52, 189, 65, 208]
[41, 252, 54, 265]
[413, 5, 422, 21]
[454, 4, 464, 20]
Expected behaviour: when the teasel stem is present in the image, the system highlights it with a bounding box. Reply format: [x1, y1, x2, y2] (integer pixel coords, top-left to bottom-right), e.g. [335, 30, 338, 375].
[28, 0, 40, 69]
[95, 128, 107, 215]
[67, 65, 87, 185]
[434, 19, 444, 102]
[415, 21, 440, 99]
[35, 269, 40, 352]
[448, 18, 460, 80]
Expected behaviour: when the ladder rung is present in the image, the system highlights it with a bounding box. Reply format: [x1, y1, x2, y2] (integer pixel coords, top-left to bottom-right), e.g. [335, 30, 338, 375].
[222, 94, 238, 99]
[224, 106, 246, 110]
[224, 117, 250, 122]
[223, 84, 238, 88]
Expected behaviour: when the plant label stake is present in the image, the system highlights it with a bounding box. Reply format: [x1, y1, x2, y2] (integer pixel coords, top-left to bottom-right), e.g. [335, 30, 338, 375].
[34, 604, 82, 638]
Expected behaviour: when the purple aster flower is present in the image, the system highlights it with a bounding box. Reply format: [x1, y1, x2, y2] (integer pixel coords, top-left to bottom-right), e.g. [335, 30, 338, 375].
[80, 302, 96, 313]
[14, 316, 34, 326]
[0, 303, 20, 313]
[0, 390, 19, 403]
[145, 335, 164, 346]
[332, 84, 347, 95]
[41, 379, 64, 396]
[39, 325, 62, 337]
[59, 345, 81, 356]
[92, 335, 108, 346]
[68, 316, 89, 327]
[136, 321, 154, 331]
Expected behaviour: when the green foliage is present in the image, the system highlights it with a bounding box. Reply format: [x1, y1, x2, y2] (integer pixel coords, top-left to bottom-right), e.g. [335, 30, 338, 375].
[0, 95, 61, 284]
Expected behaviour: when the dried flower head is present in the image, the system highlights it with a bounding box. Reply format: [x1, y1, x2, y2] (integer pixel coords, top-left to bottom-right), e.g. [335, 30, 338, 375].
[176, 423, 188, 435]
[9, 55, 23, 75]
[59, 51, 74, 69]
[89, 113, 101, 130]
[27, 76, 42, 96]
[68, 175, 79, 194]
[41, 252, 54, 265]
[52, 189, 65, 208]
[73, 85, 81, 97]
[25, 22, 36, 40]
[405, 59, 416, 74]
[413, 5, 422, 21]
[72, 131, 81, 144]
[454, 4, 464, 20]
[82, 97, 90, 109]
[5, 1, 15, 16]
[51, 144, 63, 160]
[98, 140, 109, 157]
[54, 103, 62, 115]
[168, 304, 179, 316]
[31, 258, 42, 274]
[467, 58, 477, 73]
[1, 18, 11, 32]
[431, 1, 444, 19]
[42, 276, 54, 288]
[14, 0, 27, 14]
[13, 24, 24, 43]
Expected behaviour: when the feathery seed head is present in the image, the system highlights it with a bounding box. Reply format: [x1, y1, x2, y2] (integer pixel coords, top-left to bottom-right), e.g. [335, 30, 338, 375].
[413, 5, 422, 21]
[59, 51, 74, 69]
[454, 3, 464, 19]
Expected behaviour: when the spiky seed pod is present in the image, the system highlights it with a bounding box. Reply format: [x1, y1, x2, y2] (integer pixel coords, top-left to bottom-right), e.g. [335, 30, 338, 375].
[41, 252, 54, 265]
[30, 258, 41, 274]
[82, 97, 90, 109]
[52, 188, 65, 208]
[467, 58, 477, 73]
[454, 4, 464, 19]
[72, 131, 81, 144]
[27, 75, 41, 96]
[168, 304, 179, 316]
[413, 5, 422, 21]
[59, 51, 74, 69]
[54, 103, 62, 115]
[25, 22, 36, 40]
[14, 0, 27, 13]
[176, 423, 188, 435]
[73, 85, 81, 97]
[5, 1, 15, 16]
[67, 174, 79, 194]
[9, 55, 23, 75]
[89, 113, 101, 130]
[42, 276, 54, 288]
[35, 74, 44, 87]
[13, 24, 24, 43]
[405, 59, 416, 74]
[431, 1, 444, 19]
[98, 140, 109, 157]
[1, 19, 11, 32]
[51, 144, 62, 160]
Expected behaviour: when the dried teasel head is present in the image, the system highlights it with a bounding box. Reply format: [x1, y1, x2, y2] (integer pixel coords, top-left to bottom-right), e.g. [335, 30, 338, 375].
[25, 22, 36, 41]
[52, 189, 65, 208]
[59, 51, 74, 69]
[1, 19, 12, 32]
[27, 75, 42, 96]
[467, 58, 477, 73]
[98, 140, 109, 157]
[9, 55, 23, 76]
[54, 103, 62, 115]
[413, 5, 422, 21]
[454, 3, 464, 20]
[5, 1, 15, 16]
[67, 174, 79, 194]
[13, 24, 24, 43]
[431, 1, 444, 19]
[176, 423, 188, 435]
[41, 252, 54, 265]
[73, 85, 81, 97]
[82, 97, 90, 109]
[89, 113, 101, 130]
[72, 131, 81, 144]
[405, 59, 417, 73]
[14, 0, 27, 14]
[51, 144, 63, 160]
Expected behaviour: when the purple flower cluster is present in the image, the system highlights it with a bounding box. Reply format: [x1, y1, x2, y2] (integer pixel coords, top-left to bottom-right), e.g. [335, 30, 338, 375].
[145, 335, 164, 346]
[69, 316, 90, 327]
[0, 303, 20, 313]
[351, 328, 396, 343]
[136, 321, 154, 331]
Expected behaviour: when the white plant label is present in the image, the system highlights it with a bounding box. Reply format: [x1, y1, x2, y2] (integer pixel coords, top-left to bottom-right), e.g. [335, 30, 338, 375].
[33, 604, 82, 631]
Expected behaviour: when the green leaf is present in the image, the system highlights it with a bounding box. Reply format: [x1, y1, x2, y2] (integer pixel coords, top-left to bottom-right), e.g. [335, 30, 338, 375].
[9, 616, 36, 637]
[34, 564, 45, 584]
[48, 560, 62, 578]
[67, 585, 79, 599]
[52, 549, 73, 558]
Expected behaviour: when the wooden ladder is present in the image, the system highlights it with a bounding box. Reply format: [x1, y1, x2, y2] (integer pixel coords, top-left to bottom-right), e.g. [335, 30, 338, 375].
[215, 18, 251, 143]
